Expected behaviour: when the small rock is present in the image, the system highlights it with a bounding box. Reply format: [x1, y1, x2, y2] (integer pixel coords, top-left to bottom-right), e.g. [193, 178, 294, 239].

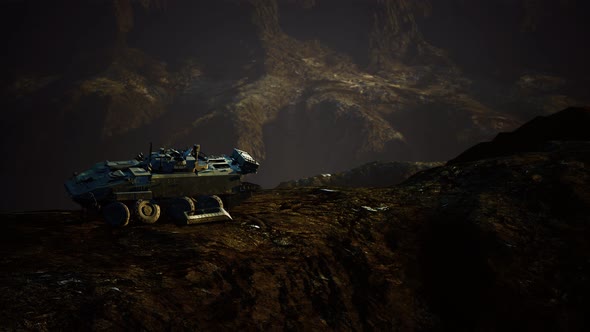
[57, 278, 82, 285]
[361, 206, 378, 212]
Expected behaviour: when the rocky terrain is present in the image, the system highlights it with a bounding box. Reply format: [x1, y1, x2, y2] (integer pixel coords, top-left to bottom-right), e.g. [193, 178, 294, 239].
[2, 0, 589, 210]
[277, 160, 443, 188]
[1, 107, 589, 330]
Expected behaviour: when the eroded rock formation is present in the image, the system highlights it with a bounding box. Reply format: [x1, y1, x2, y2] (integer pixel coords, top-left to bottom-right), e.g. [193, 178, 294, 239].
[1, 0, 588, 209]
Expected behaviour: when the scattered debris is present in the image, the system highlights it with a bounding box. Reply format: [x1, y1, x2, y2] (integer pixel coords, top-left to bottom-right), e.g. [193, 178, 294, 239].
[361, 205, 389, 212]
[319, 188, 339, 193]
[57, 278, 82, 286]
[361, 206, 378, 212]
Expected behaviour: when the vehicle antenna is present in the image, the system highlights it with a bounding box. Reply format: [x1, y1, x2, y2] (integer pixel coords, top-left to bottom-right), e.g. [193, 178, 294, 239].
[147, 142, 153, 171]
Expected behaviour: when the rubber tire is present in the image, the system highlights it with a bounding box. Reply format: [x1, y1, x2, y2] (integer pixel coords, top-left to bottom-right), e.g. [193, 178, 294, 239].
[175, 196, 195, 214]
[210, 195, 224, 208]
[103, 202, 130, 227]
[195, 195, 224, 212]
[135, 199, 161, 224]
[167, 196, 195, 221]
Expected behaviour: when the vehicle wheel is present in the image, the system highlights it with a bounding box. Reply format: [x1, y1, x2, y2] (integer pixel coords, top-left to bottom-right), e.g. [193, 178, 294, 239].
[195, 195, 224, 211]
[167, 196, 195, 221]
[180, 196, 195, 212]
[210, 195, 224, 208]
[135, 199, 161, 224]
[175, 196, 195, 213]
[102, 201, 130, 227]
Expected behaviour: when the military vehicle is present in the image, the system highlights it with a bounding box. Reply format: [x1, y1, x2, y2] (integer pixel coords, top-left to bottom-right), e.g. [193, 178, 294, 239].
[65, 144, 259, 226]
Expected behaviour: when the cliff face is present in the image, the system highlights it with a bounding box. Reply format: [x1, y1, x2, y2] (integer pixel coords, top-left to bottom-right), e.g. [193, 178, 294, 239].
[1, 0, 588, 209]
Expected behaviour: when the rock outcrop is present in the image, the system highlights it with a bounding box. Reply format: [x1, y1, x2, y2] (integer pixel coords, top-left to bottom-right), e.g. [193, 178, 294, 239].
[277, 160, 443, 188]
[449, 107, 590, 164]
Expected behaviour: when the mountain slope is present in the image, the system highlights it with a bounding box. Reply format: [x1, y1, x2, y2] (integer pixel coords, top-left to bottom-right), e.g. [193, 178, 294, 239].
[1, 0, 588, 209]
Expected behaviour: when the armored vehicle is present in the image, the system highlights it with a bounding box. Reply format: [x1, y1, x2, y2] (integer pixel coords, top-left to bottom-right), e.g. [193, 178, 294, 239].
[65, 144, 259, 226]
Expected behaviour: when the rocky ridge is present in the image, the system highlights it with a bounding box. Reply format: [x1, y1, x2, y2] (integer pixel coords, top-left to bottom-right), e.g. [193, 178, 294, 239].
[277, 160, 443, 188]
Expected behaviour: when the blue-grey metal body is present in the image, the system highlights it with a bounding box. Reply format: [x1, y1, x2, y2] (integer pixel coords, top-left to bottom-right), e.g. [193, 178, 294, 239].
[65, 146, 259, 210]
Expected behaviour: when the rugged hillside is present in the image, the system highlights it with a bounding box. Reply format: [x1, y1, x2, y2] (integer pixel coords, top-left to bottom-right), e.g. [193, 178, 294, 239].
[1, 0, 589, 209]
[1, 108, 589, 330]
[277, 161, 443, 188]
[449, 106, 590, 164]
